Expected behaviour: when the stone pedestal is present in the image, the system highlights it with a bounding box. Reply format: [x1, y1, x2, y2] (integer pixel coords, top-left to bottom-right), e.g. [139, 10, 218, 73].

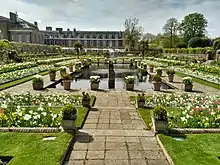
[108, 61, 115, 89]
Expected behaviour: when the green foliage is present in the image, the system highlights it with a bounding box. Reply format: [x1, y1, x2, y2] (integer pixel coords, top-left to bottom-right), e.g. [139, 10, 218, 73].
[82, 92, 90, 101]
[180, 12, 208, 42]
[166, 69, 175, 75]
[175, 42, 187, 48]
[49, 68, 56, 74]
[0, 39, 11, 49]
[152, 74, 162, 82]
[213, 39, 220, 51]
[62, 104, 77, 120]
[32, 75, 44, 84]
[164, 47, 214, 54]
[188, 37, 202, 48]
[62, 73, 72, 80]
[153, 106, 168, 121]
[182, 77, 193, 85]
[137, 93, 145, 102]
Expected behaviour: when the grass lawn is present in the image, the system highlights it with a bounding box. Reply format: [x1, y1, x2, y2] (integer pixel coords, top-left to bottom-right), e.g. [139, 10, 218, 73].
[0, 132, 72, 165]
[0, 71, 49, 91]
[159, 134, 220, 165]
[175, 71, 220, 90]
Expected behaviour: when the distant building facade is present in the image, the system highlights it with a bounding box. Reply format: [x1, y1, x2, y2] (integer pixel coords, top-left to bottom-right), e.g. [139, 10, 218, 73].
[42, 27, 124, 49]
[0, 12, 44, 44]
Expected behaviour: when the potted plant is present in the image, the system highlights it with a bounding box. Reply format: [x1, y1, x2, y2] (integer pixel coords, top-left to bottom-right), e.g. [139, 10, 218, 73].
[32, 75, 44, 90]
[156, 67, 163, 76]
[149, 64, 155, 73]
[152, 106, 168, 132]
[182, 77, 193, 92]
[68, 63, 74, 72]
[82, 92, 90, 108]
[137, 93, 145, 108]
[90, 76, 100, 90]
[49, 68, 56, 81]
[60, 66, 67, 77]
[166, 69, 175, 82]
[124, 75, 135, 91]
[62, 73, 72, 90]
[61, 104, 77, 130]
[152, 74, 162, 91]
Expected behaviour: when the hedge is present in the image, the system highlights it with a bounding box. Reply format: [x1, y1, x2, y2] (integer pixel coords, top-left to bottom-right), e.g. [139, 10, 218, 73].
[163, 47, 214, 54]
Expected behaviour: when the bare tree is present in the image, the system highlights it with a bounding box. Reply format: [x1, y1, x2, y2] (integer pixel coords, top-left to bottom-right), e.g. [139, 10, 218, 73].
[123, 18, 143, 51]
[163, 18, 179, 48]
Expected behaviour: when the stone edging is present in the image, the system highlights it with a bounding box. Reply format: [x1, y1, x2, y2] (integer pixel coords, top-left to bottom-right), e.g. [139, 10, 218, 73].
[156, 135, 175, 165]
[0, 127, 61, 133]
[168, 128, 220, 134]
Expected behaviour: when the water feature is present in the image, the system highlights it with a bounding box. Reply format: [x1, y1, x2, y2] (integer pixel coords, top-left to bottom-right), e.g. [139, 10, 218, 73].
[56, 64, 172, 91]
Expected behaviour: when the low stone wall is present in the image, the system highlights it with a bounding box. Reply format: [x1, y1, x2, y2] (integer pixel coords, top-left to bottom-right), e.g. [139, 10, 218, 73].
[0, 127, 61, 133]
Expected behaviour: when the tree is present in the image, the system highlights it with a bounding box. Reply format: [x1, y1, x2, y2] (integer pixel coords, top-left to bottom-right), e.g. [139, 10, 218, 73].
[163, 18, 179, 48]
[123, 18, 143, 51]
[73, 42, 83, 55]
[180, 12, 208, 42]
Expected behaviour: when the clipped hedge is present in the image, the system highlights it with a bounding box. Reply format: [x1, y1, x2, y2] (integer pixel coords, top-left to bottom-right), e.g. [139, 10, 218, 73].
[163, 47, 214, 54]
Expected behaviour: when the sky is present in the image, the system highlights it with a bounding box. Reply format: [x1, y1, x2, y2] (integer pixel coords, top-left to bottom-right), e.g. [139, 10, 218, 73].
[0, 0, 220, 37]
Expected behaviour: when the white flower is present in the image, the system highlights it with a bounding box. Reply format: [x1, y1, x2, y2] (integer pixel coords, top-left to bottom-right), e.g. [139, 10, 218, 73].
[38, 107, 44, 111]
[24, 114, 31, 120]
[48, 103, 52, 107]
[42, 112, 47, 116]
[1, 104, 7, 109]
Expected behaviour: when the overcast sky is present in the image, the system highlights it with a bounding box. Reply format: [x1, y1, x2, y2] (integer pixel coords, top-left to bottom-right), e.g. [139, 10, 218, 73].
[0, 0, 220, 37]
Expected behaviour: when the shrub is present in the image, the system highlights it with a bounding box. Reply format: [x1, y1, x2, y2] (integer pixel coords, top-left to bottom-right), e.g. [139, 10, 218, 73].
[124, 75, 135, 84]
[175, 42, 187, 48]
[137, 93, 145, 102]
[90, 76, 100, 83]
[152, 74, 162, 82]
[49, 68, 56, 74]
[153, 106, 168, 121]
[201, 38, 213, 47]
[166, 69, 175, 75]
[62, 104, 77, 120]
[156, 67, 162, 75]
[62, 74, 72, 80]
[213, 39, 220, 51]
[182, 77, 193, 85]
[188, 37, 202, 48]
[32, 75, 43, 84]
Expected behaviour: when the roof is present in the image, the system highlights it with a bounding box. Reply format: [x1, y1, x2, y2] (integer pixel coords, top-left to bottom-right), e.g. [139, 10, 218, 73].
[0, 16, 13, 22]
[17, 18, 39, 30]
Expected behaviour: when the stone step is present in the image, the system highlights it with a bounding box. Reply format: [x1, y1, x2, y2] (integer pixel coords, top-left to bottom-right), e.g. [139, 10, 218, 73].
[76, 130, 154, 137]
[94, 106, 135, 110]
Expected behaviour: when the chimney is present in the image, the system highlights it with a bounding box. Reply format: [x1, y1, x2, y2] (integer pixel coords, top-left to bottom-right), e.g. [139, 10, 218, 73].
[46, 26, 52, 31]
[67, 28, 70, 31]
[9, 12, 18, 22]
[34, 21, 38, 27]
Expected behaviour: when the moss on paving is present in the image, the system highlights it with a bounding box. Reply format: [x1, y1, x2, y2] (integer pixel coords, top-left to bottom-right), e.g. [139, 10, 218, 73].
[159, 134, 220, 165]
[0, 132, 72, 165]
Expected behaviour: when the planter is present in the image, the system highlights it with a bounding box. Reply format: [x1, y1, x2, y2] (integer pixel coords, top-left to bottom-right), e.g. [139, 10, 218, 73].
[153, 82, 161, 91]
[61, 120, 76, 130]
[91, 83, 99, 90]
[63, 80, 71, 90]
[137, 101, 145, 108]
[126, 83, 134, 91]
[152, 117, 168, 132]
[33, 82, 43, 90]
[168, 75, 174, 82]
[149, 67, 154, 73]
[49, 73, 56, 81]
[82, 100, 90, 108]
[69, 66, 73, 72]
[184, 84, 193, 92]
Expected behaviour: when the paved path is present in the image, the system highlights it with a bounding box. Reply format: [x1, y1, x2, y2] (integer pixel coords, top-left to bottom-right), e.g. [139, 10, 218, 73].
[67, 91, 169, 165]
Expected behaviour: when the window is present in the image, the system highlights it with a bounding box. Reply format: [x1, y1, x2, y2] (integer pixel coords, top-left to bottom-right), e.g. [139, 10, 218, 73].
[11, 34, 14, 41]
[26, 34, 30, 42]
[18, 34, 22, 42]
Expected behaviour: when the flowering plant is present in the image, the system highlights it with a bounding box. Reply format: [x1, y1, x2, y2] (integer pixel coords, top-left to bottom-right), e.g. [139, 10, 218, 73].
[32, 75, 43, 84]
[60, 66, 67, 71]
[90, 76, 100, 83]
[124, 75, 135, 84]
[182, 77, 193, 85]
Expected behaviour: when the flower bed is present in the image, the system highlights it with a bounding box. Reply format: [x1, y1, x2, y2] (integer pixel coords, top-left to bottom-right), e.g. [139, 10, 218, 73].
[0, 62, 37, 74]
[0, 92, 95, 128]
[151, 93, 220, 128]
[0, 65, 53, 85]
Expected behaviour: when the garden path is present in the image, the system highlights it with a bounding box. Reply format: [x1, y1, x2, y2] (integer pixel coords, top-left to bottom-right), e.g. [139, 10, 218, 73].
[67, 91, 169, 165]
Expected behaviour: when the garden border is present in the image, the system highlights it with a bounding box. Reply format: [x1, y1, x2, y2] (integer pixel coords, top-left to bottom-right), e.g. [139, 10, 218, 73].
[0, 127, 61, 133]
[156, 135, 175, 165]
[168, 128, 220, 134]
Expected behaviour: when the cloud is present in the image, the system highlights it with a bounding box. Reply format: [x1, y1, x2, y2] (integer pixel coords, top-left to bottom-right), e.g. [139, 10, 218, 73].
[0, 0, 219, 37]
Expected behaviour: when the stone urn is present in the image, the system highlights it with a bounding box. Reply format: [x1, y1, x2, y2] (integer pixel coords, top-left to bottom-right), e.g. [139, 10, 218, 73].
[91, 83, 99, 90]
[69, 66, 73, 72]
[137, 101, 145, 108]
[168, 75, 174, 82]
[33, 82, 43, 90]
[63, 80, 71, 90]
[153, 83, 161, 91]
[61, 119, 76, 130]
[49, 73, 56, 81]
[152, 117, 168, 132]
[149, 67, 154, 73]
[126, 84, 134, 91]
[184, 84, 193, 92]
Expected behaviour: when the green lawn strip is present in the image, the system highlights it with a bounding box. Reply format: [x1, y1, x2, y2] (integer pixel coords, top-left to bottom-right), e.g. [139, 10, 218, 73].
[0, 132, 72, 165]
[175, 71, 220, 90]
[0, 71, 49, 91]
[138, 107, 180, 130]
[158, 134, 220, 165]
